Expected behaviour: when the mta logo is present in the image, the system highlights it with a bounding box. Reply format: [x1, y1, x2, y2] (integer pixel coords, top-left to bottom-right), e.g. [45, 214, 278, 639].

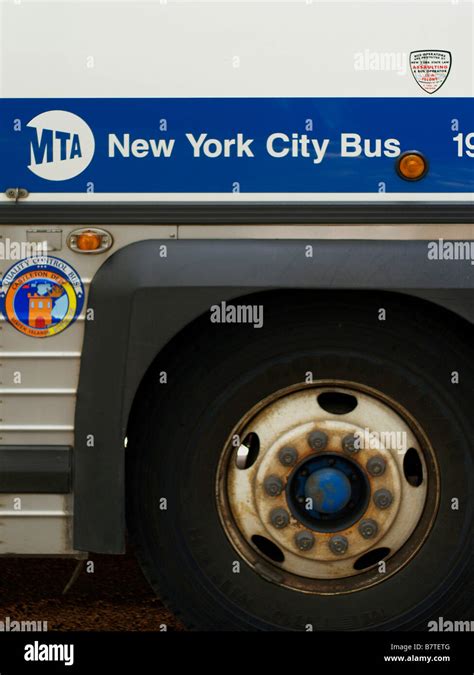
[27, 110, 95, 181]
[31, 129, 83, 164]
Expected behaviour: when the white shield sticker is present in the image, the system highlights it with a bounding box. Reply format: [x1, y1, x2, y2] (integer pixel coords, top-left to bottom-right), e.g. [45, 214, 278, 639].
[410, 50, 452, 94]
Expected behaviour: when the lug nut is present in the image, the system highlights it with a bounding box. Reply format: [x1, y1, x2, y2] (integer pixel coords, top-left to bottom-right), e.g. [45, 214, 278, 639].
[264, 475, 283, 497]
[278, 446, 298, 467]
[308, 431, 328, 451]
[328, 535, 348, 555]
[367, 455, 386, 476]
[342, 434, 360, 454]
[295, 531, 315, 551]
[373, 488, 393, 509]
[270, 508, 290, 529]
[359, 518, 378, 539]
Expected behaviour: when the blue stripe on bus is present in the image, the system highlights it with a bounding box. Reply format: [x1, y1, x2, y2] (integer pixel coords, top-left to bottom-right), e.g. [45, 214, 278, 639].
[0, 98, 472, 193]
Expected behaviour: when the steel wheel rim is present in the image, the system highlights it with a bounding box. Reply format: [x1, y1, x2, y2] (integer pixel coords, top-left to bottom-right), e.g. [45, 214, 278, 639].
[216, 380, 440, 595]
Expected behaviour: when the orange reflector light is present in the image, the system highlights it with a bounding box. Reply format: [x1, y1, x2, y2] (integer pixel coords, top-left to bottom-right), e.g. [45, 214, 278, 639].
[76, 231, 102, 251]
[396, 152, 428, 181]
[67, 227, 113, 254]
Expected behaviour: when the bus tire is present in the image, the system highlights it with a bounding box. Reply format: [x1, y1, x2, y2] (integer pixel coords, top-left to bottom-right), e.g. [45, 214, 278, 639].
[126, 292, 473, 630]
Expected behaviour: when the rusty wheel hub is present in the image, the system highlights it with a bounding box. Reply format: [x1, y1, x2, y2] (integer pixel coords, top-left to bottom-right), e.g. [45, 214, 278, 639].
[216, 382, 439, 593]
[287, 453, 369, 531]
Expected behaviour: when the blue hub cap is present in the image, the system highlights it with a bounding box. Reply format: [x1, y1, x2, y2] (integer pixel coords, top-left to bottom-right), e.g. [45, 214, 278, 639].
[305, 468, 352, 514]
[287, 453, 369, 532]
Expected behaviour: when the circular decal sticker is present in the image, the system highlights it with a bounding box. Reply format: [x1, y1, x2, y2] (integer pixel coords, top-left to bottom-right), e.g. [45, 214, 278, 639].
[0, 256, 84, 338]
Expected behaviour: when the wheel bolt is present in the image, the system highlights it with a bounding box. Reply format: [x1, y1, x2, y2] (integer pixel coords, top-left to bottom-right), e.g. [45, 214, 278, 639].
[367, 455, 386, 476]
[373, 488, 393, 509]
[264, 475, 283, 497]
[295, 531, 315, 551]
[342, 434, 360, 454]
[308, 430, 328, 451]
[270, 508, 290, 529]
[278, 446, 298, 467]
[328, 535, 348, 555]
[359, 518, 378, 539]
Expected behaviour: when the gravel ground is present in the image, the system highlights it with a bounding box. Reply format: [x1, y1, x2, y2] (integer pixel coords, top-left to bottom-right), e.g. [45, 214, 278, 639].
[0, 552, 185, 631]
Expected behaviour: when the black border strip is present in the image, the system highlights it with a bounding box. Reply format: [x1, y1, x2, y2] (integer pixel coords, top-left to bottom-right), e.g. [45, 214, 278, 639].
[0, 202, 472, 224]
[0, 446, 72, 493]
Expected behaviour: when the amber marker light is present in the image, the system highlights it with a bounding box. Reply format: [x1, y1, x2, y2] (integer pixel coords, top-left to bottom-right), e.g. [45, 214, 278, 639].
[77, 231, 101, 250]
[67, 227, 113, 254]
[396, 151, 428, 181]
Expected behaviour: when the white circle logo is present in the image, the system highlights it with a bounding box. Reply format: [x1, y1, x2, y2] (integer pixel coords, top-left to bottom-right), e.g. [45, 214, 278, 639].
[27, 110, 95, 181]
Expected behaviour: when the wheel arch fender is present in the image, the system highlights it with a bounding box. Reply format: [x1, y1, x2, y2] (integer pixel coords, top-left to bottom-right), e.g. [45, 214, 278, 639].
[73, 238, 474, 553]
